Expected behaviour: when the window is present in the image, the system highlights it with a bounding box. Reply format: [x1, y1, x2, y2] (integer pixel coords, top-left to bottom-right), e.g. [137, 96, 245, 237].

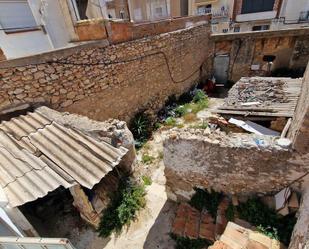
[241, 0, 275, 14]
[0, 0, 38, 33]
[234, 26, 240, 32]
[252, 25, 270, 31]
[197, 4, 212, 15]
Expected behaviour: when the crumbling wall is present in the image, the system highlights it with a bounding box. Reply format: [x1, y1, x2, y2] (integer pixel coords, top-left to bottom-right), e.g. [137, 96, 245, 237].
[288, 66, 309, 154]
[163, 129, 309, 201]
[0, 24, 212, 123]
[211, 29, 309, 82]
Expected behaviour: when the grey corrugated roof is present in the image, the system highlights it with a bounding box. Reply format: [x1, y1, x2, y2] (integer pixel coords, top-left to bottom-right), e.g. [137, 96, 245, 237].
[0, 109, 128, 207]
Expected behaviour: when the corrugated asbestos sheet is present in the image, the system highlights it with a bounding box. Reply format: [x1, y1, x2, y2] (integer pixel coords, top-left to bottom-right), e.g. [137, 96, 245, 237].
[0, 110, 128, 208]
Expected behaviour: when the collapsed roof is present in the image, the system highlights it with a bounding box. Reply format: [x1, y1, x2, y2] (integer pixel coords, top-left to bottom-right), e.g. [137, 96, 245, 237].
[0, 108, 128, 208]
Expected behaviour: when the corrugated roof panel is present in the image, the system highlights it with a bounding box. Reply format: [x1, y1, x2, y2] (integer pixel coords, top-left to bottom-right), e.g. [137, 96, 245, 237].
[29, 123, 117, 189]
[0, 108, 128, 207]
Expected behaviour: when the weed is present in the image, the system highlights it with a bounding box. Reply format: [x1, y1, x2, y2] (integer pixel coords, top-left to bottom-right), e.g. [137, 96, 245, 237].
[193, 89, 207, 103]
[170, 234, 211, 249]
[189, 121, 208, 129]
[142, 154, 155, 164]
[237, 198, 297, 246]
[130, 113, 152, 149]
[142, 175, 152, 186]
[183, 113, 197, 123]
[158, 151, 164, 160]
[165, 117, 177, 126]
[97, 179, 146, 238]
[189, 188, 222, 218]
[257, 225, 279, 240]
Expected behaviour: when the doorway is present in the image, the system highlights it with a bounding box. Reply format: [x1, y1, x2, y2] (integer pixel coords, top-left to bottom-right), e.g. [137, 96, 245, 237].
[214, 55, 230, 85]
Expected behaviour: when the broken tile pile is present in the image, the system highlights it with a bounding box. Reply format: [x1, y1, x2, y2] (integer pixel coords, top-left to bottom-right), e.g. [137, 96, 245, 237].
[209, 222, 282, 249]
[225, 77, 288, 106]
[172, 199, 230, 242]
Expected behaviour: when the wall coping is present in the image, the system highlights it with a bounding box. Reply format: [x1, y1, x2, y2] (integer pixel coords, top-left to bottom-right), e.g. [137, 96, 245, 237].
[0, 40, 109, 69]
[211, 27, 309, 41]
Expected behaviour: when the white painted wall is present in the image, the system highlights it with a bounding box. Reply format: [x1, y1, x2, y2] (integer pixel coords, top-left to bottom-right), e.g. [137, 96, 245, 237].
[280, 0, 309, 22]
[0, 0, 72, 59]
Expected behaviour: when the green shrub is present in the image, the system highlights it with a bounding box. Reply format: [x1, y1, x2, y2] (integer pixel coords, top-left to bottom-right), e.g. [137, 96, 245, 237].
[142, 175, 152, 186]
[237, 198, 297, 246]
[130, 113, 152, 149]
[189, 188, 222, 218]
[158, 151, 164, 159]
[97, 179, 146, 238]
[170, 234, 211, 249]
[142, 154, 155, 164]
[193, 90, 207, 103]
[165, 117, 177, 126]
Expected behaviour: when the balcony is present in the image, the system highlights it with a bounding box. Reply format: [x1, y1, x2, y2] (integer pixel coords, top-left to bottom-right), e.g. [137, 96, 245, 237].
[236, 11, 277, 22]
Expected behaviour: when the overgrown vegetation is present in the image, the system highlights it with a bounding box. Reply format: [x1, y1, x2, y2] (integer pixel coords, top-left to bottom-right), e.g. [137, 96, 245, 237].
[189, 188, 222, 218]
[97, 179, 146, 238]
[237, 198, 297, 245]
[170, 234, 211, 249]
[165, 117, 177, 126]
[130, 113, 152, 149]
[189, 121, 208, 129]
[141, 154, 155, 164]
[142, 175, 152, 186]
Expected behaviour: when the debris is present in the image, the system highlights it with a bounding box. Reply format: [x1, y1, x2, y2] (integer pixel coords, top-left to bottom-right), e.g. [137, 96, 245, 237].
[288, 192, 299, 209]
[229, 118, 263, 135]
[270, 117, 287, 132]
[245, 121, 280, 136]
[277, 204, 290, 216]
[232, 196, 239, 206]
[280, 118, 292, 138]
[276, 138, 292, 148]
[240, 102, 261, 106]
[275, 187, 291, 211]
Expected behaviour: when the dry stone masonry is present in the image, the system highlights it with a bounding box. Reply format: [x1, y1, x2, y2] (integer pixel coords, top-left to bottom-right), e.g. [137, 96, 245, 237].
[0, 24, 211, 122]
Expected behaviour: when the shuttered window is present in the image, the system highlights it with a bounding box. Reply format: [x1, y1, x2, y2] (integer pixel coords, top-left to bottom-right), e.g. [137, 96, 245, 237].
[0, 0, 38, 32]
[241, 0, 275, 14]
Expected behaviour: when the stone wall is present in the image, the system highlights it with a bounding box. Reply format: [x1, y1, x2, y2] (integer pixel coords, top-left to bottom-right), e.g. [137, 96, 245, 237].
[163, 129, 309, 201]
[0, 23, 212, 122]
[211, 28, 309, 82]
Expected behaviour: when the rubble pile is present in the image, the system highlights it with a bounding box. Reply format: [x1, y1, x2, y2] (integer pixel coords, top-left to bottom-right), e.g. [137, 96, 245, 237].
[225, 77, 289, 106]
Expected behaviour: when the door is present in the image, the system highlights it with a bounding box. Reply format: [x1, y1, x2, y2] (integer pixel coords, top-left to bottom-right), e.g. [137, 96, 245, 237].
[214, 55, 230, 85]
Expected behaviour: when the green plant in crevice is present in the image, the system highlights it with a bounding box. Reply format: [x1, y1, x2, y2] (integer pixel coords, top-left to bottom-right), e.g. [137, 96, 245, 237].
[97, 179, 146, 238]
[189, 188, 222, 218]
[170, 234, 211, 249]
[165, 117, 177, 126]
[142, 175, 152, 186]
[189, 121, 208, 129]
[193, 89, 208, 103]
[257, 225, 279, 240]
[130, 113, 152, 149]
[141, 154, 155, 164]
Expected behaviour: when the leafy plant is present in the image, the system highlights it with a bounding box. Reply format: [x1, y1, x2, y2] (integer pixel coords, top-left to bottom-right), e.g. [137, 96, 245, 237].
[97, 179, 146, 238]
[170, 234, 211, 249]
[189, 188, 222, 218]
[237, 198, 297, 246]
[257, 225, 279, 240]
[158, 151, 164, 160]
[193, 89, 207, 103]
[130, 113, 152, 149]
[142, 175, 152, 186]
[165, 117, 177, 126]
[142, 154, 155, 164]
